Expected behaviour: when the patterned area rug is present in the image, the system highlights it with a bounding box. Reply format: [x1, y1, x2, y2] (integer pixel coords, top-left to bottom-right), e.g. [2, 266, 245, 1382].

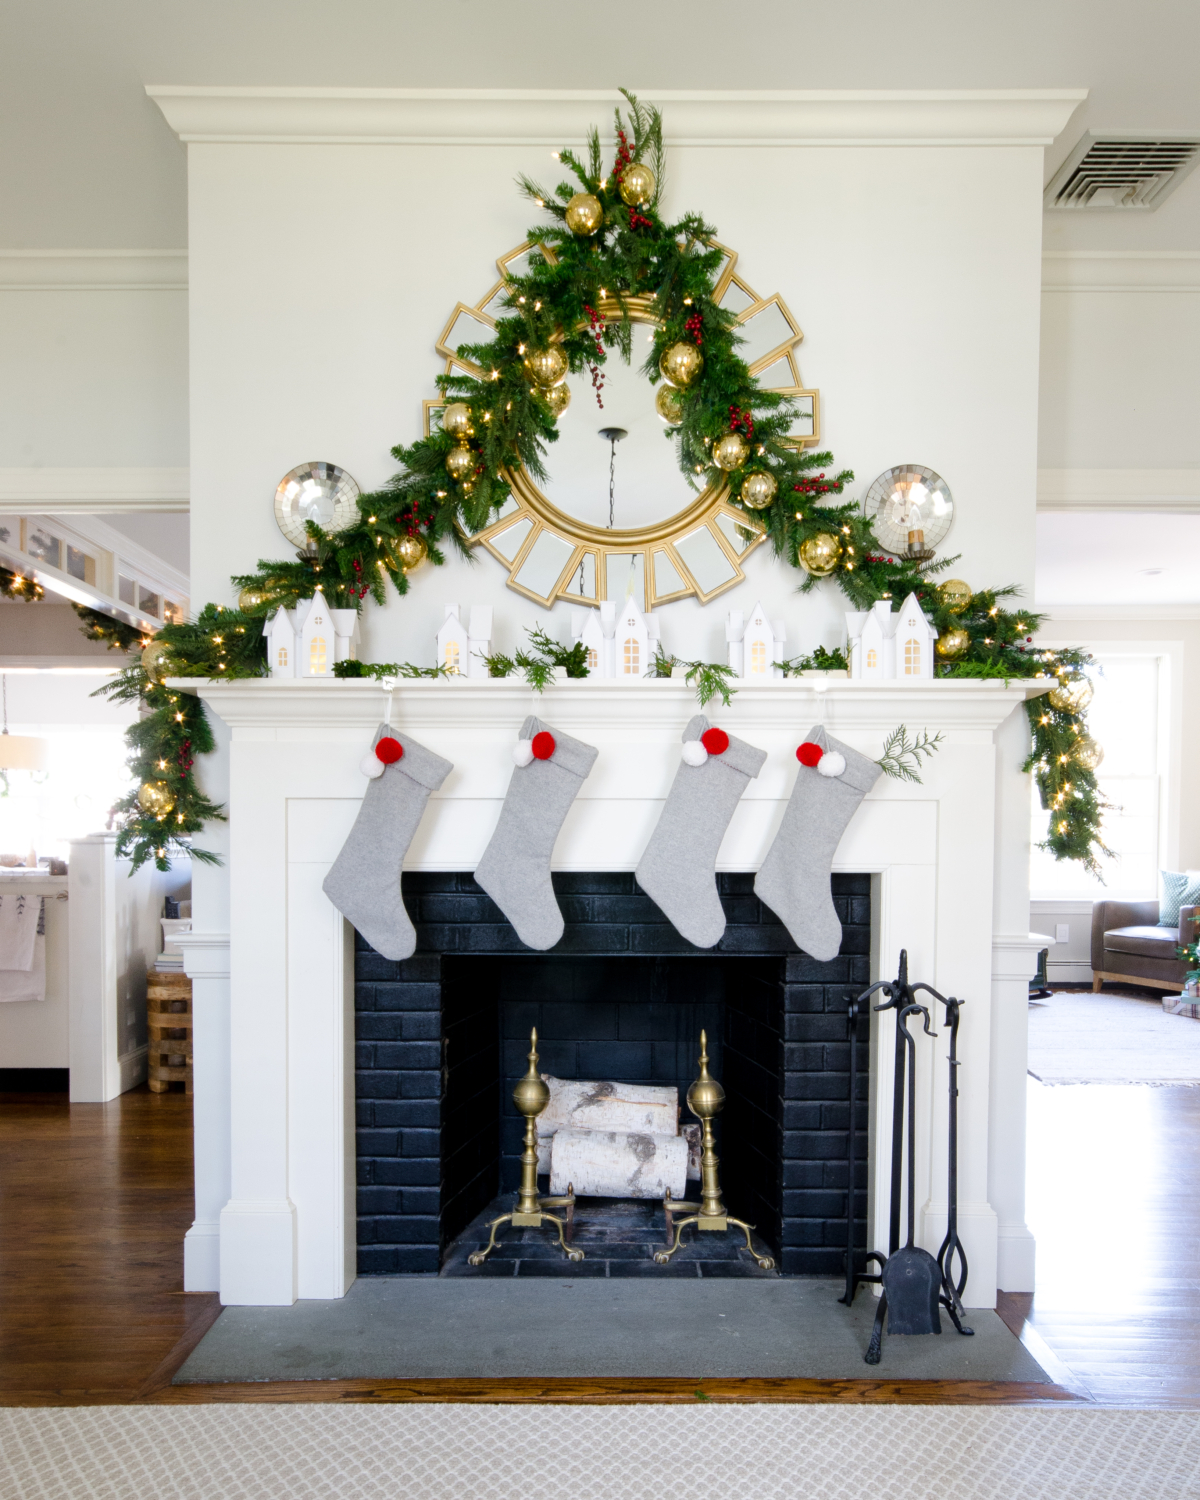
[4, 1406, 1200, 1499]
[1029, 990, 1200, 1084]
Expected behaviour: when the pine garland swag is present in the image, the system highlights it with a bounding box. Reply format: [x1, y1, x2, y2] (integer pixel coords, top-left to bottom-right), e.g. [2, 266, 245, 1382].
[49, 88, 1103, 876]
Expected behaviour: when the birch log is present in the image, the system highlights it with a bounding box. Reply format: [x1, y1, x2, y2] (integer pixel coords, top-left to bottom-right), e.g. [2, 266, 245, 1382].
[549, 1127, 688, 1199]
[538, 1076, 679, 1136]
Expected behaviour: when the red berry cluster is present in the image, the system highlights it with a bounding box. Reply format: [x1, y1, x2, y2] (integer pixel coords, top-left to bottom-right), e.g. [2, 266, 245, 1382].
[583, 303, 606, 407]
[685, 312, 704, 346]
[350, 557, 369, 600]
[177, 739, 194, 773]
[628, 207, 652, 231]
[613, 129, 632, 188]
[728, 405, 755, 440]
[791, 471, 840, 498]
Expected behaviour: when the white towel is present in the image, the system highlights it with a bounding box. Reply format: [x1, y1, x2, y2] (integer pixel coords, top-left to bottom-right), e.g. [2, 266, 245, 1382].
[0, 933, 45, 1002]
[0, 891, 41, 972]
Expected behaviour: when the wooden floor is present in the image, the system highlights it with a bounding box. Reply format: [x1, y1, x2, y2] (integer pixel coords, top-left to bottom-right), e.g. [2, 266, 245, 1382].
[0, 1079, 1196, 1406]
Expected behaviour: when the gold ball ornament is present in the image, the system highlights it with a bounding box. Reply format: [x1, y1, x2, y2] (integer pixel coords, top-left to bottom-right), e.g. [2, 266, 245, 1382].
[935, 626, 971, 660]
[798, 532, 843, 578]
[1073, 734, 1105, 771]
[618, 162, 656, 207]
[237, 585, 273, 613]
[442, 402, 473, 440]
[526, 345, 569, 388]
[659, 342, 704, 390]
[655, 385, 684, 425]
[712, 432, 750, 473]
[392, 533, 428, 573]
[140, 639, 175, 684]
[1048, 676, 1094, 714]
[542, 381, 571, 418]
[444, 445, 475, 483]
[740, 472, 778, 511]
[938, 578, 974, 615]
[137, 780, 175, 817]
[564, 193, 604, 236]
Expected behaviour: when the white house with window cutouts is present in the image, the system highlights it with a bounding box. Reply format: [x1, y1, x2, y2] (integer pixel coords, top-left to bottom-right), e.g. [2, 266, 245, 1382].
[893, 591, 937, 679]
[846, 593, 935, 680]
[297, 589, 334, 678]
[265, 607, 297, 679]
[726, 602, 786, 679]
[437, 605, 470, 676]
[571, 597, 660, 678]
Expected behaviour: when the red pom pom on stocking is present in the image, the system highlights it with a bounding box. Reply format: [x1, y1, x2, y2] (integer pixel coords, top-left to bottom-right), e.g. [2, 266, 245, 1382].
[700, 727, 729, 755]
[797, 741, 823, 766]
[531, 731, 556, 760]
[375, 737, 403, 764]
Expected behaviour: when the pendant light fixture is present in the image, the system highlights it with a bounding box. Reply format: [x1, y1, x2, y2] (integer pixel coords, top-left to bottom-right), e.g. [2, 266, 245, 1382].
[0, 676, 49, 771]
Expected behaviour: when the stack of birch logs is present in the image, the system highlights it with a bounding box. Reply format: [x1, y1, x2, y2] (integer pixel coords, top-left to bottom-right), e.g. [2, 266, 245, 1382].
[535, 1076, 702, 1199]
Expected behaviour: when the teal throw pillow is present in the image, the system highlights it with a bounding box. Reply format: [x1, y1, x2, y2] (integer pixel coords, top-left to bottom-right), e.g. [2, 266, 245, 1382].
[1159, 870, 1200, 927]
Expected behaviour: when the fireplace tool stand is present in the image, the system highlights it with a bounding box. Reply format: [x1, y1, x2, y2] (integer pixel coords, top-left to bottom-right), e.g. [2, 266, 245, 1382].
[656, 1030, 775, 1270]
[936, 994, 973, 1331]
[838, 993, 885, 1306]
[468, 1028, 583, 1266]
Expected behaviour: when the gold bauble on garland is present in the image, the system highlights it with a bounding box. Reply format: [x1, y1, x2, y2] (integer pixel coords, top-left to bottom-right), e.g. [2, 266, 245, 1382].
[1048, 676, 1094, 714]
[137, 780, 175, 817]
[140, 639, 175, 684]
[619, 162, 656, 207]
[658, 342, 703, 389]
[740, 472, 778, 511]
[712, 433, 750, 472]
[1073, 734, 1104, 771]
[564, 193, 604, 235]
[445, 446, 475, 483]
[938, 578, 973, 615]
[655, 385, 684, 425]
[798, 533, 843, 578]
[442, 402, 473, 440]
[526, 346, 569, 388]
[237, 585, 273, 613]
[393, 534, 428, 573]
[935, 626, 971, 660]
[542, 381, 571, 418]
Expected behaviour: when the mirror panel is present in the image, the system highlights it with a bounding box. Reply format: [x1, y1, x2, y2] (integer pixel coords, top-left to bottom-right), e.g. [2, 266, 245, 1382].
[715, 511, 761, 557]
[561, 550, 598, 601]
[739, 297, 800, 370]
[512, 528, 576, 603]
[719, 278, 757, 316]
[487, 516, 533, 563]
[652, 549, 687, 600]
[604, 553, 646, 612]
[675, 525, 739, 596]
[755, 355, 794, 390]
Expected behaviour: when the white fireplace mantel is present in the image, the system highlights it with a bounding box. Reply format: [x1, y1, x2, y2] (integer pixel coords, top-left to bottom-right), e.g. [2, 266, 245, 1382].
[176, 675, 1047, 1309]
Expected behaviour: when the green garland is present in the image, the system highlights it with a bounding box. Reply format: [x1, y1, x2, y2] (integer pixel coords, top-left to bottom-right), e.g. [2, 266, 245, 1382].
[54, 88, 1103, 876]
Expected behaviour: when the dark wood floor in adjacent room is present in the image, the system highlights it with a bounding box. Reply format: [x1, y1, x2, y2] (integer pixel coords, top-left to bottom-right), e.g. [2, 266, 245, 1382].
[1, 1079, 1197, 1405]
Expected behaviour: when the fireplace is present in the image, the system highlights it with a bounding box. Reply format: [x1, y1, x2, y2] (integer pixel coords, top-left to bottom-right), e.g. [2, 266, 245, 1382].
[354, 871, 871, 1276]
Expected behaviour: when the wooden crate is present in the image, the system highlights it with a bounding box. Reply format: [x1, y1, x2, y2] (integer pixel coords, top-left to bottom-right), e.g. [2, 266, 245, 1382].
[147, 972, 192, 1094]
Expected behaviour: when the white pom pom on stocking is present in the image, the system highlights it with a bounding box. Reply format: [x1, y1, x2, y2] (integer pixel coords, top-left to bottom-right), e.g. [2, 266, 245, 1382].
[817, 751, 846, 778]
[512, 739, 534, 767]
[681, 740, 708, 767]
[360, 752, 385, 779]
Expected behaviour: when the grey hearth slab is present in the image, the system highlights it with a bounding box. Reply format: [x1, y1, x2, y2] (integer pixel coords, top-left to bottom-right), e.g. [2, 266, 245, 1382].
[175, 1278, 1049, 1384]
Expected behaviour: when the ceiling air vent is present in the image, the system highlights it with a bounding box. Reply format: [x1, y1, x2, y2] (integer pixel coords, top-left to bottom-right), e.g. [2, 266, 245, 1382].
[1045, 132, 1200, 211]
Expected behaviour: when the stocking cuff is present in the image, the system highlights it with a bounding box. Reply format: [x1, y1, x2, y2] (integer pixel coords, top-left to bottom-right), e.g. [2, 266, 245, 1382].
[801, 724, 882, 795]
[683, 715, 767, 780]
[372, 724, 454, 792]
[518, 716, 599, 781]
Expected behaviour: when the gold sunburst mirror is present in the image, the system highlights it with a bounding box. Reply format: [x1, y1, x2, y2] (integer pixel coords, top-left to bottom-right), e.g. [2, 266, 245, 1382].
[427, 240, 820, 610]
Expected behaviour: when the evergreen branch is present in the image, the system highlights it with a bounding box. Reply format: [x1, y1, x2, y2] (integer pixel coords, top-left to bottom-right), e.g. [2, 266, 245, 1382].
[676, 659, 738, 709]
[877, 726, 944, 784]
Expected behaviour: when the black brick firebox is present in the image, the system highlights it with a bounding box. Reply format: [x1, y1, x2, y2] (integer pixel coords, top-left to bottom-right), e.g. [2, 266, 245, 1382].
[355, 872, 871, 1277]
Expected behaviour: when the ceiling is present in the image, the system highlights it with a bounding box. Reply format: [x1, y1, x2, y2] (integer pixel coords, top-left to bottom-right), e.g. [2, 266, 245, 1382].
[1, 0, 1199, 250]
[1036, 510, 1200, 605]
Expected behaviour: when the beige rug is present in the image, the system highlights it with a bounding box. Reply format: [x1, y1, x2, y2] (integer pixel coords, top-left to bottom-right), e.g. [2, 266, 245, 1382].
[3, 1406, 1200, 1499]
[1029, 990, 1200, 1084]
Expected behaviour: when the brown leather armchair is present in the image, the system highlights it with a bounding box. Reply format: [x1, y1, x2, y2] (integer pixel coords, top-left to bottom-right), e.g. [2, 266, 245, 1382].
[1091, 900, 1198, 992]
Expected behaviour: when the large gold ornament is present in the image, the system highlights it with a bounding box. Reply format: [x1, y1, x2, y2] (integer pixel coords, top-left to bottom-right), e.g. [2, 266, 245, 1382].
[1073, 734, 1104, 771]
[564, 193, 604, 235]
[393, 533, 428, 572]
[659, 342, 704, 389]
[619, 163, 656, 207]
[542, 381, 571, 418]
[1048, 676, 1094, 714]
[740, 472, 778, 511]
[442, 402, 473, 440]
[938, 578, 973, 615]
[137, 780, 175, 817]
[798, 532, 843, 577]
[712, 433, 750, 472]
[526, 345, 569, 388]
[935, 626, 971, 660]
[445, 445, 475, 483]
[140, 639, 175, 684]
[655, 384, 684, 425]
[237, 585, 272, 613]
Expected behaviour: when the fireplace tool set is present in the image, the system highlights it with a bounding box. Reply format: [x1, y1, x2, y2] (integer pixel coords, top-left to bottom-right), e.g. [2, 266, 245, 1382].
[838, 951, 974, 1364]
[467, 1028, 774, 1270]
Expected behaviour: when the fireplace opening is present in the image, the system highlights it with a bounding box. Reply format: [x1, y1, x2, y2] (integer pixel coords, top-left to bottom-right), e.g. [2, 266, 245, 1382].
[355, 872, 871, 1278]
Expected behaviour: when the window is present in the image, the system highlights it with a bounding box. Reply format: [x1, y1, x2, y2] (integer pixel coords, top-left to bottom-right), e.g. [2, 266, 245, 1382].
[623, 637, 639, 675]
[586, 649, 598, 672]
[277, 646, 288, 669]
[65, 545, 96, 585]
[26, 527, 61, 570]
[309, 636, 327, 674]
[866, 648, 877, 669]
[163, 600, 184, 625]
[904, 638, 921, 675]
[445, 642, 461, 674]
[750, 641, 768, 674]
[138, 586, 160, 618]
[118, 575, 136, 606]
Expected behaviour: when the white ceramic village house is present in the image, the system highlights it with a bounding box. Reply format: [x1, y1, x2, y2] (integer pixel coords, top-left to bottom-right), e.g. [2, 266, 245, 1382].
[264, 588, 359, 678]
[572, 596, 661, 678]
[435, 604, 493, 677]
[846, 592, 937, 680]
[727, 602, 787, 680]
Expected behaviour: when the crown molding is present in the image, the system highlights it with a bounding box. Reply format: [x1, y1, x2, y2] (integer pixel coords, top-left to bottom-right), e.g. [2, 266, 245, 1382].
[1037, 468, 1200, 511]
[0, 468, 189, 514]
[1042, 251, 1200, 293]
[0, 250, 188, 291]
[146, 87, 1086, 148]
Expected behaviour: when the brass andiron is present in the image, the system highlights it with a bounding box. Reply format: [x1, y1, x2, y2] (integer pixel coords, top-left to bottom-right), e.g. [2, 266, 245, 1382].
[655, 1030, 775, 1269]
[468, 1028, 583, 1266]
